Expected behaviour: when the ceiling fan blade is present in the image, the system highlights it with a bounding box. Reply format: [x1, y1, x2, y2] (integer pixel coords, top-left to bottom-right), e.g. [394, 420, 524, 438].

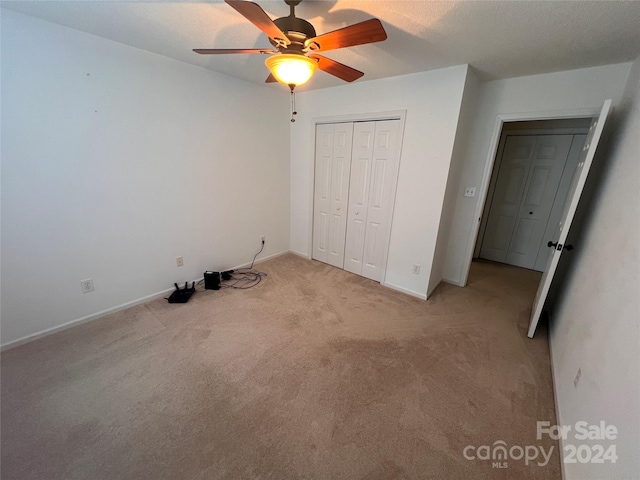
[265, 73, 277, 83]
[225, 0, 290, 45]
[306, 18, 387, 52]
[309, 55, 364, 83]
[193, 48, 274, 55]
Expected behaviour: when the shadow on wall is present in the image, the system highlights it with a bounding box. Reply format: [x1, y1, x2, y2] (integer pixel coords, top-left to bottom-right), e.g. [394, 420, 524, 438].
[544, 103, 630, 327]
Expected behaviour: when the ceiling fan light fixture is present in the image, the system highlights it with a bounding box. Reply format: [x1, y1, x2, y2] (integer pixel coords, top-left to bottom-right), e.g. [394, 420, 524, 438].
[265, 53, 318, 87]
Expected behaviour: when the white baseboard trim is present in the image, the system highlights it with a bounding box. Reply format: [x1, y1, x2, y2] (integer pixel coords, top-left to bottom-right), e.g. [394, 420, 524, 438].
[230, 249, 290, 270]
[0, 287, 178, 352]
[547, 316, 566, 480]
[427, 279, 442, 299]
[289, 250, 311, 260]
[442, 276, 465, 287]
[381, 281, 427, 300]
[1, 249, 291, 352]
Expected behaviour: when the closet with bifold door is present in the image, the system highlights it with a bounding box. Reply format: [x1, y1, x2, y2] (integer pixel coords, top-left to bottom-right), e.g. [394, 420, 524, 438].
[478, 132, 587, 271]
[312, 119, 401, 282]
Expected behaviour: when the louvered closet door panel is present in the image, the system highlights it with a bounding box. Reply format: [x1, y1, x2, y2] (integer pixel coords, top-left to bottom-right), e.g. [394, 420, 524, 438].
[361, 120, 401, 281]
[313, 123, 354, 267]
[344, 122, 375, 275]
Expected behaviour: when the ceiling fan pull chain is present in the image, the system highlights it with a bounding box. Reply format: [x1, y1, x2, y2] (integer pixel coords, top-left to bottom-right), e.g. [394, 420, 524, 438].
[289, 84, 297, 122]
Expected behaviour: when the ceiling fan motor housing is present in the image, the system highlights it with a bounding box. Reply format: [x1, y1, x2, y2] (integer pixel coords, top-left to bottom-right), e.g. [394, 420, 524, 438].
[271, 16, 316, 51]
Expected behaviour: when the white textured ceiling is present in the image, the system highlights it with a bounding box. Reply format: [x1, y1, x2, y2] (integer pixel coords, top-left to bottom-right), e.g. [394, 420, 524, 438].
[3, 0, 640, 91]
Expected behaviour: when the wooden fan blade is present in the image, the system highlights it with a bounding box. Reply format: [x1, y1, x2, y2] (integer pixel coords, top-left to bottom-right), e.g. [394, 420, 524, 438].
[309, 55, 364, 83]
[225, 0, 290, 45]
[265, 73, 277, 83]
[306, 19, 386, 52]
[193, 48, 273, 55]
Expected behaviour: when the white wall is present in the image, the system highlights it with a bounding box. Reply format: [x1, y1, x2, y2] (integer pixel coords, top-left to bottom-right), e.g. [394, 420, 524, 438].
[442, 63, 632, 285]
[549, 56, 640, 480]
[289, 65, 468, 299]
[428, 67, 480, 295]
[1, 9, 290, 347]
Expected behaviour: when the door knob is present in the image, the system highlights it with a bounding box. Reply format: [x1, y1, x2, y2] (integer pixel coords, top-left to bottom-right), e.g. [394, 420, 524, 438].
[336, 207, 340, 211]
[355, 211, 360, 215]
[529, 211, 533, 215]
[548, 241, 574, 251]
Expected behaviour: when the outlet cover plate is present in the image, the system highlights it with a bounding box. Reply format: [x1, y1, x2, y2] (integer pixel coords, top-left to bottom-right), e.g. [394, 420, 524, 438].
[81, 278, 94, 293]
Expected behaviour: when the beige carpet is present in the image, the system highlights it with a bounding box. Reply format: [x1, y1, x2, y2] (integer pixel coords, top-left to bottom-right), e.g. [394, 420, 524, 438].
[1, 254, 559, 479]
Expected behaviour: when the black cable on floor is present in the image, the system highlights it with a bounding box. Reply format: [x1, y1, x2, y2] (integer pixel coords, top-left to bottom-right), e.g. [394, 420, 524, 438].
[220, 268, 266, 290]
[218, 241, 267, 290]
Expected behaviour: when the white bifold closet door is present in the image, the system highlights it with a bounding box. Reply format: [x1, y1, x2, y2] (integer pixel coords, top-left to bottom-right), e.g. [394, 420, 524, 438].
[312, 122, 354, 268]
[313, 119, 401, 282]
[344, 120, 400, 281]
[480, 134, 574, 270]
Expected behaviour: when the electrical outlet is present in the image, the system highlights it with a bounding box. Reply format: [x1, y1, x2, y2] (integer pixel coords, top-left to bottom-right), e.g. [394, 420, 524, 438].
[261, 235, 266, 243]
[574, 368, 582, 387]
[413, 264, 420, 275]
[464, 187, 476, 197]
[176, 256, 184, 267]
[80, 278, 94, 293]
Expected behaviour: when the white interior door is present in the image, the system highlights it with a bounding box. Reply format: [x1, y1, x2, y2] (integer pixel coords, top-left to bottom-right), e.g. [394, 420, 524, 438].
[344, 121, 375, 275]
[505, 135, 573, 268]
[480, 136, 537, 263]
[528, 99, 611, 338]
[312, 123, 354, 267]
[360, 120, 401, 281]
[533, 135, 586, 271]
[312, 124, 333, 264]
[480, 135, 573, 269]
[314, 118, 402, 283]
[344, 120, 401, 280]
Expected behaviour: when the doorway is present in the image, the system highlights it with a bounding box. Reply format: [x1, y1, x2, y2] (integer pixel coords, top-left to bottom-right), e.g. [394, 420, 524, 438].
[475, 119, 591, 271]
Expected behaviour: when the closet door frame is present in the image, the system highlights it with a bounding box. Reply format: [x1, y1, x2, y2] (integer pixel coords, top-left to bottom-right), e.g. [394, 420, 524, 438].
[309, 110, 406, 285]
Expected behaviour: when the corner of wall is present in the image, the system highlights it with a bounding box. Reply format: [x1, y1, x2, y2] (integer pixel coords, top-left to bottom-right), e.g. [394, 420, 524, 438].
[430, 65, 481, 290]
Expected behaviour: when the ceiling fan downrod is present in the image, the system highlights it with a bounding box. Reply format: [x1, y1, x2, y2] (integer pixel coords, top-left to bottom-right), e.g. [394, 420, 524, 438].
[285, 0, 301, 17]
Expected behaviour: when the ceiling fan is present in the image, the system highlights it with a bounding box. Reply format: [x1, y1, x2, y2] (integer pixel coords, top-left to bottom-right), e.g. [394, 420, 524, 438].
[193, 0, 387, 90]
